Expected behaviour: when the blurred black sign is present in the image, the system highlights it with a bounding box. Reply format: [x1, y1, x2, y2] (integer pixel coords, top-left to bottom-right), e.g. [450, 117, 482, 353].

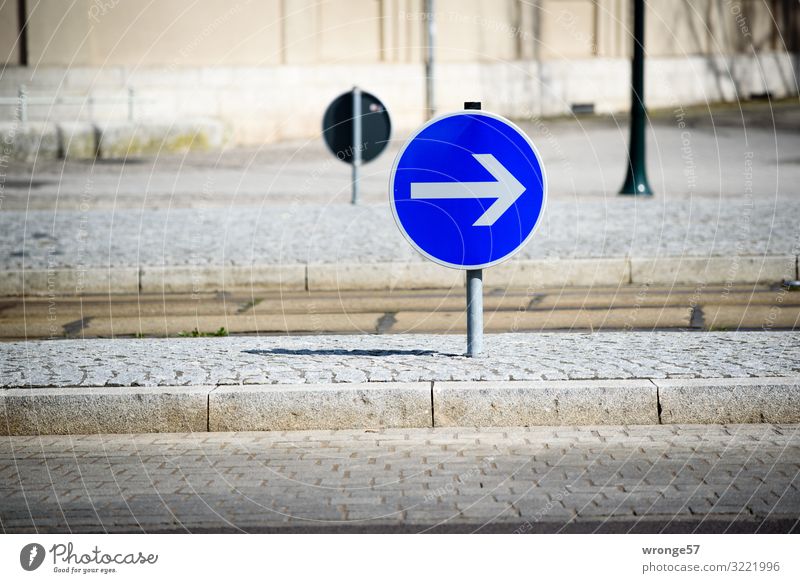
[322, 89, 391, 164]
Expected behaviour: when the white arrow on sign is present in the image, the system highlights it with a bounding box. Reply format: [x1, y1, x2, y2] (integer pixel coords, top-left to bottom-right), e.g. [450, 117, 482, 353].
[409, 153, 525, 227]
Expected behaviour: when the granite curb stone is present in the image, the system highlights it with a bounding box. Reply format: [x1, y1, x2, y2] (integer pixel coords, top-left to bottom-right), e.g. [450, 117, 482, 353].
[307, 262, 462, 291]
[656, 377, 800, 424]
[0, 385, 209, 435]
[2, 377, 798, 435]
[0, 267, 139, 295]
[1, 254, 797, 295]
[209, 382, 432, 432]
[140, 264, 306, 293]
[432, 379, 659, 426]
[484, 258, 631, 288]
[630, 256, 797, 286]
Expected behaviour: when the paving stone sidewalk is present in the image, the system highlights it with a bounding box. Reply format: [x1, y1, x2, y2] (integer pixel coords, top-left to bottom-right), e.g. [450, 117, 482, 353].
[3, 332, 799, 388]
[1, 424, 797, 533]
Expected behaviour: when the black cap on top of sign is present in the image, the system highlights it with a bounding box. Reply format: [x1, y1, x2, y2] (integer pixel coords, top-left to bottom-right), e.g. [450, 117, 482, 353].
[464, 102, 481, 110]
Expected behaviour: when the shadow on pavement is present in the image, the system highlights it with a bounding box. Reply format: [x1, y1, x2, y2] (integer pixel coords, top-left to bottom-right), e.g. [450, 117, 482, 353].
[244, 348, 459, 357]
[22, 518, 795, 535]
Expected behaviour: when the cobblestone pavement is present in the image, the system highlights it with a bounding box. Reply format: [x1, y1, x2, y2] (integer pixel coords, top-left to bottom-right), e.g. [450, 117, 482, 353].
[1, 425, 798, 533]
[4, 197, 798, 269]
[2, 102, 799, 269]
[2, 332, 799, 388]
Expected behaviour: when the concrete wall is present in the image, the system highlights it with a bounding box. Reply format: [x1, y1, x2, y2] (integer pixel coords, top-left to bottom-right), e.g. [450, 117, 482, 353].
[1, 51, 795, 145]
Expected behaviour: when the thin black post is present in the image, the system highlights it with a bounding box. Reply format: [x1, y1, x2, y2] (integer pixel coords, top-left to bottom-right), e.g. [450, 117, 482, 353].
[620, 0, 653, 196]
[17, 0, 28, 66]
[464, 100, 483, 357]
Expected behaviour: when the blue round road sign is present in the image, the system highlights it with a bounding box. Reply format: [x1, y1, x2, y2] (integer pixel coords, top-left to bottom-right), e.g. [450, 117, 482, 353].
[390, 111, 547, 270]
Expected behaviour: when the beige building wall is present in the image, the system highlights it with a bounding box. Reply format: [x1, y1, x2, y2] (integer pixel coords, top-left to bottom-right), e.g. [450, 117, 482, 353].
[539, 0, 597, 59]
[4, 0, 798, 67]
[283, 0, 321, 64]
[0, 0, 21, 65]
[645, 0, 711, 57]
[318, 0, 382, 62]
[25, 0, 92, 66]
[90, 0, 283, 66]
[1, 1, 796, 144]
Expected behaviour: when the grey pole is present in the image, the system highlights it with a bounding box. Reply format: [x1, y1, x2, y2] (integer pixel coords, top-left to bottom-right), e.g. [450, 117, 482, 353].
[18, 85, 27, 123]
[466, 268, 483, 357]
[424, 0, 435, 120]
[128, 87, 135, 122]
[464, 101, 483, 357]
[351, 86, 362, 205]
[87, 93, 95, 123]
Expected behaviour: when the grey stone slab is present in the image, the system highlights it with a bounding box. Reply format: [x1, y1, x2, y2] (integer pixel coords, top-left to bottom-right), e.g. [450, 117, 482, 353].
[0, 270, 22, 296]
[0, 121, 59, 162]
[656, 377, 800, 424]
[57, 122, 97, 159]
[0, 386, 210, 435]
[140, 264, 306, 293]
[97, 119, 225, 158]
[307, 262, 462, 291]
[0, 256, 647, 294]
[485, 258, 631, 288]
[630, 256, 796, 286]
[0, 267, 139, 295]
[433, 380, 659, 426]
[209, 382, 432, 431]
[4, 255, 796, 295]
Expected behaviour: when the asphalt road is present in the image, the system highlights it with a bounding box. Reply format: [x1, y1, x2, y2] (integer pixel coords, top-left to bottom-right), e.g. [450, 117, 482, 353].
[1, 283, 798, 340]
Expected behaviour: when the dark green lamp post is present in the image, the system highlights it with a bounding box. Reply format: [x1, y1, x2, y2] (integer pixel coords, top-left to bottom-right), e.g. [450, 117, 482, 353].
[620, 0, 653, 196]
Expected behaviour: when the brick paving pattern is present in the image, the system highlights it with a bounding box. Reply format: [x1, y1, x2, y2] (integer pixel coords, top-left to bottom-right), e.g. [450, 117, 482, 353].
[1, 425, 798, 533]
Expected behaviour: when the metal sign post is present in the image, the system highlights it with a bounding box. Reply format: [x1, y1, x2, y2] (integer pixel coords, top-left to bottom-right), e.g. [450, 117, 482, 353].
[351, 86, 362, 204]
[322, 88, 391, 204]
[464, 101, 483, 357]
[389, 101, 547, 359]
[424, 0, 436, 120]
[466, 269, 483, 356]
